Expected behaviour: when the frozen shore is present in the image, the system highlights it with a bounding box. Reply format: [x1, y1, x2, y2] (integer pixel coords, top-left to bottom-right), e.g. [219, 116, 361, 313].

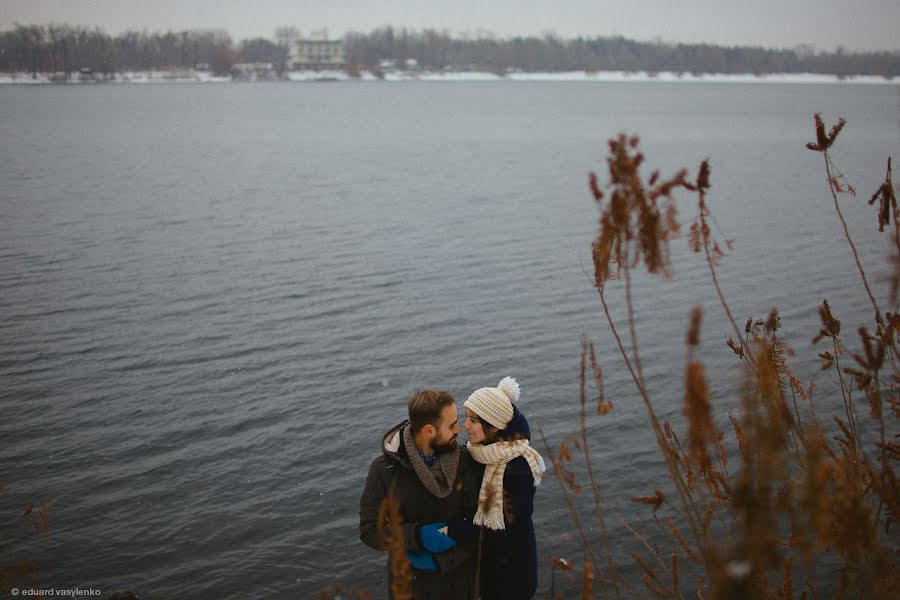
[0, 69, 895, 85]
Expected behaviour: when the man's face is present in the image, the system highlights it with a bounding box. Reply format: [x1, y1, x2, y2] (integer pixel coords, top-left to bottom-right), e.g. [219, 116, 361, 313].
[432, 403, 461, 453]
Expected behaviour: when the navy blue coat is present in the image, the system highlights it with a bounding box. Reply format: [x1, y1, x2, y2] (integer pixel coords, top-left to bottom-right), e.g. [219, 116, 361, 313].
[451, 407, 538, 600]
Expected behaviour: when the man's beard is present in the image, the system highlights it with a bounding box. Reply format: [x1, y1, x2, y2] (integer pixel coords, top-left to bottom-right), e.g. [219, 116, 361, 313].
[432, 435, 458, 454]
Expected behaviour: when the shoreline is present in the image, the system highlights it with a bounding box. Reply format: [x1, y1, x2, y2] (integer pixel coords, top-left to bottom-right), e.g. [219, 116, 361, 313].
[0, 69, 896, 86]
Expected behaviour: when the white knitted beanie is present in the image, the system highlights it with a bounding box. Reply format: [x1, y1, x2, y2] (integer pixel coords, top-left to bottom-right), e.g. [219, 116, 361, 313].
[464, 376, 520, 429]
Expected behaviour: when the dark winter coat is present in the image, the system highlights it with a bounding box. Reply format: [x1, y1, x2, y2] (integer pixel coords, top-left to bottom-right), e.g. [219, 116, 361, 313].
[478, 456, 537, 599]
[450, 407, 538, 600]
[359, 420, 483, 600]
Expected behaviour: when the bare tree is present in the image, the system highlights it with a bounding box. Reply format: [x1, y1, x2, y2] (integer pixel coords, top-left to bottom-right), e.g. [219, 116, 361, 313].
[274, 26, 299, 73]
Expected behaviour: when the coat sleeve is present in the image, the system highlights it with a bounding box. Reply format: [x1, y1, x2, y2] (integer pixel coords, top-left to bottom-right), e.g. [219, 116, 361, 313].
[359, 458, 423, 552]
[359, 457, 389, 550]
[446, 457, 482, 546]
[436, 451, 484, 571]
[433, 542, 474, 574]
[503, 459, 535, 525]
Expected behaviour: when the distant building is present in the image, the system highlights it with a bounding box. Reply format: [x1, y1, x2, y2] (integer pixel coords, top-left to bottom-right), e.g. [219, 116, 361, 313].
[291, 29, 345, 70]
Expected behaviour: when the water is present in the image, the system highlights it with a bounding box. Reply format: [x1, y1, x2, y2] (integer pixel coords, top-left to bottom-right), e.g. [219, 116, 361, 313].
[0, 81, 897, 598]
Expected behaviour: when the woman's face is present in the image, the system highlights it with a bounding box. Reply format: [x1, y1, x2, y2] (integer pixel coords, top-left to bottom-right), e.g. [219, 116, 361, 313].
[464, 408, 488, 444]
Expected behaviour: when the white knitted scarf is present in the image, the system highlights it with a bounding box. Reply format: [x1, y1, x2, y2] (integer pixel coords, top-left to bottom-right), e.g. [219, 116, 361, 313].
[467, 439, 546, 530]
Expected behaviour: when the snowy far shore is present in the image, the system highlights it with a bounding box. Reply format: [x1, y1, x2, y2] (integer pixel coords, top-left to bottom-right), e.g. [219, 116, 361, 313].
[0, 69, 895, 85]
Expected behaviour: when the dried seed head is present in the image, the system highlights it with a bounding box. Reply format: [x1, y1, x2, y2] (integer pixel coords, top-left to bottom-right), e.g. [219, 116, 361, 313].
[806, 113, 846, 152]
[697, 159, 711, 191]
[684, 360, 715, 457]
[630, 489, 665, 512]
[551, 555, 573, 572]
[589, 172, 603, 202]
[813, 299, 842, 344]
[597, 400, 614, 415]
[686, 306, 703, 347]
[591, 134, 688, 284]
[868, 157, 895, 232]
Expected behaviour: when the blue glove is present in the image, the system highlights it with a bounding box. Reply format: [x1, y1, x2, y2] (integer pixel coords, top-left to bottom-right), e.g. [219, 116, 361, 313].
[406, 550, 437, 572]
[418, 522, 456, 553]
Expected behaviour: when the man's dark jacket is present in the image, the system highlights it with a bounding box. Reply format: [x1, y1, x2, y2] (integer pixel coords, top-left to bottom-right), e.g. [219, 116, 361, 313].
[359, 420, 482, 600]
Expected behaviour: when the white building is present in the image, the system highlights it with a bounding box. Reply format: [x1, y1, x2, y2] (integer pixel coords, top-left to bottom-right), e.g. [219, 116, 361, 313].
[291, 30, 345, 70]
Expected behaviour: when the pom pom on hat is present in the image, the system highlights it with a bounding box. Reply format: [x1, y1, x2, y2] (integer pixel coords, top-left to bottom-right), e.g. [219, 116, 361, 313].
[497, 376, 520, 402]
[464, 376, 521, 430]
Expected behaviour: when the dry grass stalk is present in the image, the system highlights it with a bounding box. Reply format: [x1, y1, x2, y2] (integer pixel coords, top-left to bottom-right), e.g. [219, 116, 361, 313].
[632, 551, 660, 587]
[582, 560, 595, 600]
[868, 157, 896, 234]
[665, 516, 700, 565]
[642, 573, 670, 598]
[1, 561, 39, 597]
[317, 583, 373, 600]
[684, 359, 715, 466]
[2, 493, 53, 597]
[590, 135, 711, 568]
[538, 426, 602, 591]
[19, 502, 53, 540]
[629, 490, 665, 513]
[671, 553, 679, 596]
[579, 339, 621, 600]
[589, 134, 686, 285]
[808, 113, 882, 324]
[783, 557, 792, 600]
[376, 495, 412, 600]
[550, 115, 898, 599]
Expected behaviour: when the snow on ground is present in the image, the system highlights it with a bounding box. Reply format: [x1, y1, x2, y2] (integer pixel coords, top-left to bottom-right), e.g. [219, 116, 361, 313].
[120, 70, 231, 83]
[0, 70, 895, 85]
[0, 73, 53, 84]
[286, 70, 351, 81]
[396, 70, 895, 84]
[387, 70, 502, 81]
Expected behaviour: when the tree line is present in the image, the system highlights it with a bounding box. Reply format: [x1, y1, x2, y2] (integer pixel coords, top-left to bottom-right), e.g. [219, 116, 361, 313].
[345, 27, 898, 78]
[0, 23, 896, 78]
[0, 25, 286, 76]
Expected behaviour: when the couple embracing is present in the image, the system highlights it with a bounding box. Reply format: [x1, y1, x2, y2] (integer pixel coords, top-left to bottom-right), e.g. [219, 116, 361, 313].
[359, 377, 546, 600]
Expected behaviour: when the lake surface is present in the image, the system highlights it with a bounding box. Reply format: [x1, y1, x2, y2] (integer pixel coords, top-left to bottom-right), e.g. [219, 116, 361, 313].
[1, 81, 897, 598]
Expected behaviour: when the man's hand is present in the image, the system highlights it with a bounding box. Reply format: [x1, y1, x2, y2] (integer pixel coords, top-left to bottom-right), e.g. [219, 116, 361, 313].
[406, 550, 438, 572]
[419, 522, 457, 553]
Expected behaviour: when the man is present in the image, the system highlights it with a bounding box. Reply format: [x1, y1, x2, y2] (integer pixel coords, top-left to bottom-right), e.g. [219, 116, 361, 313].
[359, 389, 482, 600]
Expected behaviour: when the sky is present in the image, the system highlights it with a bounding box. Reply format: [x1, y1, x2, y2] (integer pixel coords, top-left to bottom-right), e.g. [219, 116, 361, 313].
[1, 0, 898, 52]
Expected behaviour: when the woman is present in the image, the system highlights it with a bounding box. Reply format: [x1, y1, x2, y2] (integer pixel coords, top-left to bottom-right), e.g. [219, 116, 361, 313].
[456, 376, 546, 600]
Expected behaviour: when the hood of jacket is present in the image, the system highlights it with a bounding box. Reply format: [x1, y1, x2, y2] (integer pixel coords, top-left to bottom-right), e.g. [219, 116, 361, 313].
[381, 420, 412, 468]
[497, 405, 531, 441]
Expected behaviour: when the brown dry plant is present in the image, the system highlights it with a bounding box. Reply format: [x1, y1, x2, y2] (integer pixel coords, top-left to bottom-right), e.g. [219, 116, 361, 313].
[378, 495, 413, 600]
[545, 115, 898, 599]
[1, 491, 53, 597]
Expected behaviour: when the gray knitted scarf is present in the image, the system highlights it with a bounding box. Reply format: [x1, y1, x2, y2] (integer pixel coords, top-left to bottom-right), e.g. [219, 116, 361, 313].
[402, 424, 460, 499]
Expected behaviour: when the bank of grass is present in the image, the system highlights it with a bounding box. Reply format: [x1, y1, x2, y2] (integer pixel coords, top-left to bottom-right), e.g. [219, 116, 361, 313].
[539, 115, 898, 599]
